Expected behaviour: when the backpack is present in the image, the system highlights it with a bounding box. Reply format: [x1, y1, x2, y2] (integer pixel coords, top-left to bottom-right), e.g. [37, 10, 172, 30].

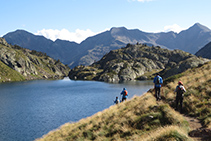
[124, 90, 128, 96]
[177, 86, 184, 97]
[156, 76, 160, 84]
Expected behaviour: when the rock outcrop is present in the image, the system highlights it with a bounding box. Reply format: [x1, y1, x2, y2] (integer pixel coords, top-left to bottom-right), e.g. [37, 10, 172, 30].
[69, 44, 209, 82]
[0, 38, 70, 82]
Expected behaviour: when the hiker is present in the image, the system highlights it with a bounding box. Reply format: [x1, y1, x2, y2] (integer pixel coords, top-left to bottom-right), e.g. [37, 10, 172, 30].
[174, 81, 186, 113]
[114, 97, 120, 104]
[121, 88, 128, 102]
[153, 73, 163, 101]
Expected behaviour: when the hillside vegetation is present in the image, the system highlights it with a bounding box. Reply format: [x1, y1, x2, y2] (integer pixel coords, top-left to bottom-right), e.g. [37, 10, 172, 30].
[37, 61, 211, 140]
[0, 38, 70, 82]
[0, 60, 25, 82]
[163, 61, 211, 128]
[36, 93, 191, 141]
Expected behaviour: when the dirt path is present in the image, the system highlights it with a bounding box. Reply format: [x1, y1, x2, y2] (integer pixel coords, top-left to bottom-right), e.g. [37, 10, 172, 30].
[183, 116, 202, 141]
[156, 98, 211, 140]
[184, 116, 202, 130]
[184, 115, 211, 141]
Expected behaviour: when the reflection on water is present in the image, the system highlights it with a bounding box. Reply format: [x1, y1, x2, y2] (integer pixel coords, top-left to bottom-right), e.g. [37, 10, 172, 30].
[0, 79, 153, 141]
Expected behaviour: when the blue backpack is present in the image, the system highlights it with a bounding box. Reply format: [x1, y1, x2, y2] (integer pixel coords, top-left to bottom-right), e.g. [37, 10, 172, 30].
[156, 76, 161, 84]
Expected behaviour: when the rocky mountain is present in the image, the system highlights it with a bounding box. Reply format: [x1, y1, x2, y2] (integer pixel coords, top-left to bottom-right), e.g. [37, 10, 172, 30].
[68, 44, 209, 82]
[195, 41, 211, 59]
[0, 38, 70, 82]
[3, 30, 79, 66]
[3, 23, 211, 68]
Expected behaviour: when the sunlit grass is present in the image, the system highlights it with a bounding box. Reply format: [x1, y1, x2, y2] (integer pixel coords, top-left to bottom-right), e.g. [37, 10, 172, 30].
[36, 92, 189, 141]
[163, 61, 211, 127]
[0, 60, 25, 82]
[140, 125, 192, 141]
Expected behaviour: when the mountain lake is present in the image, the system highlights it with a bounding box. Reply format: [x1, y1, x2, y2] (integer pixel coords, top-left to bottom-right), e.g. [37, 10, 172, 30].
[0, 78, 153, 141]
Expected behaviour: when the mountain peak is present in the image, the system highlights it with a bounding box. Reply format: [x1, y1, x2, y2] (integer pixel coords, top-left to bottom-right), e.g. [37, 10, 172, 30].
[110, 27, 127, 31]
[110, 27, 128, 34]
[189, 23, 211, 32]
[4, 29, 35, 39]
[12, 29, 31, 34]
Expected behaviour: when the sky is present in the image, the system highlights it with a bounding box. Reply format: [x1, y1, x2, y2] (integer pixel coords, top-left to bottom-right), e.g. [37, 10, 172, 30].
[1, 0, 211, 43]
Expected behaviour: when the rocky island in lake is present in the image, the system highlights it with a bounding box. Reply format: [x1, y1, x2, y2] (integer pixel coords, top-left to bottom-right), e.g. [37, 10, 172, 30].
[69, 43, 209, 82]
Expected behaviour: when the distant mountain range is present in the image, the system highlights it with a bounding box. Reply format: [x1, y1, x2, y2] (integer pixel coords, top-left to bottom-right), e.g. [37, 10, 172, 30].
[3, 23, 211, 68]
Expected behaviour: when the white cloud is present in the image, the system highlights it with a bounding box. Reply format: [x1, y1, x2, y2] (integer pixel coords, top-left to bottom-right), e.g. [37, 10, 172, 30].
[163, 24, 185, 33]
[35, 28, 97, 43]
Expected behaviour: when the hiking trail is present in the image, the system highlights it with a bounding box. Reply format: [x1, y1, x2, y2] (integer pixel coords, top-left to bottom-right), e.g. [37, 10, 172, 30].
[156, 100, 211, 140]
[183, 116, 202, 140]
[184, 115, 211, 140]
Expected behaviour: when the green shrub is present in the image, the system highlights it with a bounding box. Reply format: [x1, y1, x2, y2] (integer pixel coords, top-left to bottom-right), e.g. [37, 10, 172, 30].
[156, 130, 188, 141]
[164, 73, 185, 84]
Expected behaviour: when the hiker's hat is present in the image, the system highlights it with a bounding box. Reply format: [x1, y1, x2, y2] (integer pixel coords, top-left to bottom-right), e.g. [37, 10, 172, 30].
[178, 81, 183, 85]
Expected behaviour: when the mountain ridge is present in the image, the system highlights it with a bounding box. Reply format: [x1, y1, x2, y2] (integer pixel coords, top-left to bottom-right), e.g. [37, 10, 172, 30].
[3, 23, 211, 68]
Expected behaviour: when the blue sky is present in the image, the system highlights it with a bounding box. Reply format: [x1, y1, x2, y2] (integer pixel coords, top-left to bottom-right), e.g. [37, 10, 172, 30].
[1, 0, 211, 43]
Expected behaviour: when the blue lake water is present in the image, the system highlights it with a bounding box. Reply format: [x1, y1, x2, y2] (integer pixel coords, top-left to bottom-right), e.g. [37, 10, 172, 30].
[0, 79, 153, 141]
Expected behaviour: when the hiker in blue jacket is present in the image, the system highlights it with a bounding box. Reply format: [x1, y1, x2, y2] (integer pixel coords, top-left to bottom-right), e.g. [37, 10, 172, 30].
[153, 73, 163, 101]
[121, 88, 128, 102]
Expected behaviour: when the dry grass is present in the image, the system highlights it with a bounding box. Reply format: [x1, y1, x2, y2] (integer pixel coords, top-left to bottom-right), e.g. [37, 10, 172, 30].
[115, 124, 192, 141]
[139, 125, 193, 141]
[164, 61, 211, 127]
[36, 92, 189, 141]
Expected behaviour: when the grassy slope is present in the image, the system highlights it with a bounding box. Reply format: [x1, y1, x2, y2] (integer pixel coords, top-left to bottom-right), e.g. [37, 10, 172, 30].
[0, 43, 25, 82]
[162, 61, 211, 128]
[0, 60, 25, 82]
[36, 93, 191, 141]
[36, 61, 211, 141]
